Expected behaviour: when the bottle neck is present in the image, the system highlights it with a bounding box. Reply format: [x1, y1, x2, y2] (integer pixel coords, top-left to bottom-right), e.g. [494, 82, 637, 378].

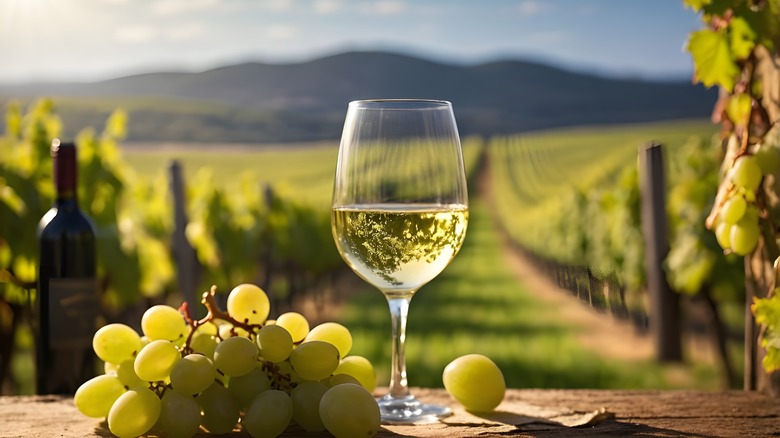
[54, 196, 79, 211]
[52, 142, 78, 207]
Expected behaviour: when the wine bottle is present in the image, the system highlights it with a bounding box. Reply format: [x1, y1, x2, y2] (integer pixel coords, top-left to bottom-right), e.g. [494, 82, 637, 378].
[36, 139, 99, 395]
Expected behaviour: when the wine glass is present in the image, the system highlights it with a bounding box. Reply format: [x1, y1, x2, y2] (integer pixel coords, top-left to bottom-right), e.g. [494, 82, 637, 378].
[331, 99, 469, 423]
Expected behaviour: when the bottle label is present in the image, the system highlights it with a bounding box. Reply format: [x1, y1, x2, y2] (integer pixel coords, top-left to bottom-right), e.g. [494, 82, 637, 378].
[48, 278, 100, 349]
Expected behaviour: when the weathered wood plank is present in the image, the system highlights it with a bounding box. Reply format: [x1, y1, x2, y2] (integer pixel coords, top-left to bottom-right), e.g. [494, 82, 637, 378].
[1, 389, 778, 437]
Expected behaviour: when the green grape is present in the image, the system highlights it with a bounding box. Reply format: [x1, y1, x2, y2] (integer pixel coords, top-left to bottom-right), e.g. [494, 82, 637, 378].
[219, 322, 250, 339]
[319, 383, 380, 438]
[334, 355, 376, 392]
[134, 339, 181, 382]
[74, 374, 126, 418]
[731, 215, 760, 256]
[107, 387, 161, 438]
[305, 322, 352, 358]
[755, 144, 780, 175]
[276, 312, 309, 343]
[291, 381, 328, 432]
[290, 340, 339, 381]
[742, 187, 757, 202]
[226, 367, 271, 407]
[104, 361, 118, 375]
[141, 305, 188, 342]
[159, 390, 201, 438]
[731, 155, 763, 191]
[745, 204, 760, 222]
[116, 359, 146, 388]
[227, 283, 270, 325]
[326, 373, 361, 387]
[442, 354, 505, 412]
[93, 323, 143, 364]
[257, 324, 293, 363]
[195, 322, 219, 337]
[197, 383, 240, 434]
[715, 221, 733, 250]
[214, 336, 258, 377]
[274, 361, 301, 388]
[721, 195, 747, 224]
[191, 333, 218, 359]
[243, 390, 293, 438]
[170, 354, 216, 395]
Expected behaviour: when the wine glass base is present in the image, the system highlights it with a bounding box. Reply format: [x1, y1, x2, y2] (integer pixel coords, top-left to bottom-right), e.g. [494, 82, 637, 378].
[377, 394, 452, 424]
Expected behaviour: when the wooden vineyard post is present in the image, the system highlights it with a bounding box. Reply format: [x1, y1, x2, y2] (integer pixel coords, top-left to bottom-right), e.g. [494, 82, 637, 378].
[639, 143, 682, 362]
[169, 160, 201, 311]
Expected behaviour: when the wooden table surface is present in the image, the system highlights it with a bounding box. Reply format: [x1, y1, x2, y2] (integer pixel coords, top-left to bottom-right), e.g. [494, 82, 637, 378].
[1, 388, 779, 437]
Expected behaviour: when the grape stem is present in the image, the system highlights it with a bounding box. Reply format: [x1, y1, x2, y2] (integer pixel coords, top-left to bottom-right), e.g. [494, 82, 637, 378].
[178, 285, 265, 354]
[705, 180, 738, 231]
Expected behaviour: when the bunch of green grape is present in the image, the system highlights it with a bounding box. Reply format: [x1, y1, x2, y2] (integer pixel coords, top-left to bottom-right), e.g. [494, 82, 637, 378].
[75, 283, 381, 438]
[714, 148, 779, 256]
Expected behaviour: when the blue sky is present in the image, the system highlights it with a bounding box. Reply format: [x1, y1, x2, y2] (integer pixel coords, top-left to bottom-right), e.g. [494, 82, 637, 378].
[0, 0, 703, 84]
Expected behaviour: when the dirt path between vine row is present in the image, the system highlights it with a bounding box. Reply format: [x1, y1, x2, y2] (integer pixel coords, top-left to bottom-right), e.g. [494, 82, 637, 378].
[476, 152, 719, 377]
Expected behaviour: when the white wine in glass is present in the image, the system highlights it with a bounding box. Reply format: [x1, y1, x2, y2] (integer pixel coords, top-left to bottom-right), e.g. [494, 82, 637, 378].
[331, 99, 469, 423]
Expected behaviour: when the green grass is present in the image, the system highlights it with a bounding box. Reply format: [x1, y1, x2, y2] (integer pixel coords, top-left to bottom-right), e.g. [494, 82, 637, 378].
[124, 143, 340, 208]
[122, 137, 485, 209]
[339, 197, 719, 389]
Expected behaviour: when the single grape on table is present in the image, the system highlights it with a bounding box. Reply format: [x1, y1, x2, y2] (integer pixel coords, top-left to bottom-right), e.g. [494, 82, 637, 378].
[442, 354, 506, 412]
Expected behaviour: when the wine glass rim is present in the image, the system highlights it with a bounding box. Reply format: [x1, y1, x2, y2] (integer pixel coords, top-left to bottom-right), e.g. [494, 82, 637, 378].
[348, 99, 452, 109]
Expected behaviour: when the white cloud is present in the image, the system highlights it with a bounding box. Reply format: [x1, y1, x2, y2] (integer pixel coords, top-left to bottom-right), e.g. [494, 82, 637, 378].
[265, 0, 295, 12]
[264, 24, 297, 40]
[115, 25, 157, 43]
[152, 0, 218, 16]
[165, 23, 205, 41]
[314, 0, 343, 14]
[360, 0, 406, 15]
[518, 1, 543, 15]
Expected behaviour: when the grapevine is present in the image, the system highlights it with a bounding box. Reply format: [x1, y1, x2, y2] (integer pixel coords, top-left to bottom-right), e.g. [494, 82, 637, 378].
[685, 0, 780, 385]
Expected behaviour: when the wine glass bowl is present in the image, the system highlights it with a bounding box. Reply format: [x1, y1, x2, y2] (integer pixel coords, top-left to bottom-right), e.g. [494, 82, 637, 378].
[331, 99, 469, 423]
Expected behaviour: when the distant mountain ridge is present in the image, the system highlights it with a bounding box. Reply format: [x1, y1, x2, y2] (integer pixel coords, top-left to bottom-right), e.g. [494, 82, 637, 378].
[0, 51, 716, 142]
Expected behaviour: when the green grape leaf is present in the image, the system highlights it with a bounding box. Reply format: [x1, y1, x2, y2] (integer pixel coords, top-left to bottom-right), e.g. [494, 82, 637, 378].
[729, 17, 757, 59]
[753, 293, 780, 372]
[683, 0, 711, 11]
[688, 29, 739, 91]
[105, 109, 128, 140]
[0, 240, 11, 268]
[5, 101, 21, 138]
[12, 255, 36, 284]
[753, 294, 780, 328]
[0, 184, 26, 215]
[763, 350, 780, 372]
[665, 233, 716, 295]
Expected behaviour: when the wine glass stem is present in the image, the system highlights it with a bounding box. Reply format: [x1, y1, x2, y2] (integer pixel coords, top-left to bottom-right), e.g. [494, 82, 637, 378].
[387, 295, 413, 399]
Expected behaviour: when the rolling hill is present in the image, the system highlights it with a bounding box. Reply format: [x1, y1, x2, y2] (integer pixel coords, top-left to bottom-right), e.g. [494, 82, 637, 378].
[0, 51, 716, 143]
